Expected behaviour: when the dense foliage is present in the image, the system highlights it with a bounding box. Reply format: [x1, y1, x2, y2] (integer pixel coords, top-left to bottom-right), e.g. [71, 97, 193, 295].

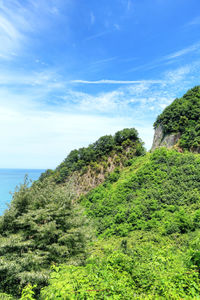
[81, 148, 200, 237]
[39, 128, 145, 183]
[0, 178, 88, 297]
[154, 86, 200, 150]
[2, 119, 200, 298]
[38, 148, 200, 299]
[0, 127, 145, 299]
[40, 231, 200, 299]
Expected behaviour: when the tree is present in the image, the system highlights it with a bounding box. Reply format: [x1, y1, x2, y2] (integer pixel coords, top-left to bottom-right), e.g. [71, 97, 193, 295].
[0, 178, 88, 297]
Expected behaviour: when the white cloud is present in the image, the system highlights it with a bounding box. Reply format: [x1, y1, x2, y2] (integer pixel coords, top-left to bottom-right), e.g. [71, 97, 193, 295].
[0, 12, 23, 58]
[164, 66, 191, 83]
[0, 44, 199, 168]
[0, 104, 138, 168]
[85, 31, 110, 41]
[0, 69, 61, 86]
[165, 43, 200, 60]
[0, 70, 166, 168]
[3, 0, 200, 170]
[137, 125, 154, 150]
[127, 41, 200, 74]
[0, 0, 67, 59]
[75, 90, 125, 113]
[185, 16, 200, 27]
[71, 79, 163, 84]
[159, 103, 167, 109]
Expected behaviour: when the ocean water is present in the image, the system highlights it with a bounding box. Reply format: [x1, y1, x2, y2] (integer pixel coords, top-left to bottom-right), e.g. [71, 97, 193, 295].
[0, 169, 45, 216]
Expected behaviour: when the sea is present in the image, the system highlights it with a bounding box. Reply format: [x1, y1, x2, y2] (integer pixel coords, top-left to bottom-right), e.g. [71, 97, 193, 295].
[0, 169, 45, 216]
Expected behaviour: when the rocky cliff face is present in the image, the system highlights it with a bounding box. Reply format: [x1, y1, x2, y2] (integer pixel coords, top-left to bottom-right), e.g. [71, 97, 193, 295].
[151, 125, 181, 151]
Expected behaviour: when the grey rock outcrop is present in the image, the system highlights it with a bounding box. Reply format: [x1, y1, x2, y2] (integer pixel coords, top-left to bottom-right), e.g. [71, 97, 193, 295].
[151, 125, 181, 151]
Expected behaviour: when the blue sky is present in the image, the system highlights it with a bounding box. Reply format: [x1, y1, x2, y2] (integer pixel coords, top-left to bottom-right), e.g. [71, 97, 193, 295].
[1, 0, 200, 168]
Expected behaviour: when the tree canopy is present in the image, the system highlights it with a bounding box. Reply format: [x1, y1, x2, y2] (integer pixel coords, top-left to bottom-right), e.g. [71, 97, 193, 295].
[154, 86, 200, 150]
[0, 178, 87, 297]
[39, 128, 144, 183]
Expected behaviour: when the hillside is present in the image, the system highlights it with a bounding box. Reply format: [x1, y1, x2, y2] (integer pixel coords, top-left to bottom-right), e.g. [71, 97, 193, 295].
[41, 148, 200, 299]
[39, 128, 145, 196]
[1, 87, 200, 299]
[0, 128, 145, 298]
[81, 148, 200, 237]
[152, 85, 200, 151]
[2, 148, 200, 299]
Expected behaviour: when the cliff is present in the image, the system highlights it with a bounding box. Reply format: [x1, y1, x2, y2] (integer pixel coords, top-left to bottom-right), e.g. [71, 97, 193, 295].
[152, 86, 200, 151]
[39, 128, 145, 195]
[151, 124, 181, 151]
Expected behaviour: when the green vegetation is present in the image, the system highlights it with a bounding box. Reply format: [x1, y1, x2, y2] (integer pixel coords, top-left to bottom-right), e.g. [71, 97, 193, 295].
[0, 177, 88, 297]
[82, 148, 200, 237]
[0, 127, 145, 298]
[39, 128, 145, 184]
[40, 232, 200, 299]
[2, 102, 200, 299]
[39, 148, 200, 299]
[154, 85, 200, 150]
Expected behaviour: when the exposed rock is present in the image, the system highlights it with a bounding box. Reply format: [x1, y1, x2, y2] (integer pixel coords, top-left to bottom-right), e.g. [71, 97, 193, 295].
[70, 148, 137, 197]
[151, 125, 181, 151]
[191, 146, 200, 153]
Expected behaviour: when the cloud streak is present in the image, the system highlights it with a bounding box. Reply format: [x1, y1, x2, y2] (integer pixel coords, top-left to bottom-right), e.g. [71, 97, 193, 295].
[0, 58, 199, 168]
[0, 0, 67, 59]
[85, 30, 111, 41]
[185, 16, 200, 27]
[127, 41, 200, 74]
[164, 42, 200, 60]
[71, 79, 164, 84]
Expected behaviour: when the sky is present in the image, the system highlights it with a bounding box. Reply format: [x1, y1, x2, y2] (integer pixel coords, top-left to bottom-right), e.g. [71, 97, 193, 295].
[1, 0, 200, 168]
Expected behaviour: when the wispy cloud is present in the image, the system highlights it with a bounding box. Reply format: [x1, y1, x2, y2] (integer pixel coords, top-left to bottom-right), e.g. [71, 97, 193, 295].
[0, 0, 66, 59]
[164, 42, 200, 60]
[63, 81, 171, 118]
[85, 30, 110, 41]
[0, 95, 138, 168]
[164, 65, 192, 83]
[127, 41, 200, 73]
[0, 5, 24, 58]
[89, 57, 117, 66]
[185, 16, 200, 27]
[1, 56, 200, 167]
[0, 68, 64, 90]
[71, 79, 163, 84]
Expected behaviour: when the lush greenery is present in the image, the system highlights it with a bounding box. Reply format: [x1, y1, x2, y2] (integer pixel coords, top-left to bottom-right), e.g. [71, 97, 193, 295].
[39, 128, 145, 183]
[34, 148, 200, 299]
[154, 85, 200, 150]
[2, 113, 200, 299]
[0, 127, 145, 299]
[40, 231, 200, 299]
[0, 178, 88, 297]
[81, 148, 200, 237]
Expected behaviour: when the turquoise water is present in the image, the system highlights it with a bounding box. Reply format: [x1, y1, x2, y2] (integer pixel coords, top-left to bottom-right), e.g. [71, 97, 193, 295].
[0, 169, 44, 215]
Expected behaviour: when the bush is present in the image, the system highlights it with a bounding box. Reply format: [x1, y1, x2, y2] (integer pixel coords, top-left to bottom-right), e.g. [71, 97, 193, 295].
[0, 178, 88, 297]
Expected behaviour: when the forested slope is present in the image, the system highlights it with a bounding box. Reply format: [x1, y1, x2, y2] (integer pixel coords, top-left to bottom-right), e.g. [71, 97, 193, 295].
[1, 86, 200, 299]
[154, 85, 200, 151]
[0, 128, 145, 298]
[41, 148, 200, 299]
[39, 128, 145, 189]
